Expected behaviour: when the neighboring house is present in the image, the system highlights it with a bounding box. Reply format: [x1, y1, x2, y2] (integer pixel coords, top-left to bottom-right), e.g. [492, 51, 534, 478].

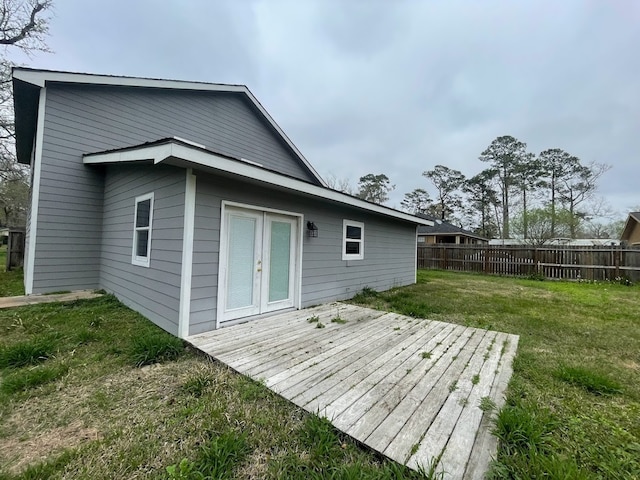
[13, 68, 432, 337]
[621, 212, 640, 246]
[415, 214, 488, 245]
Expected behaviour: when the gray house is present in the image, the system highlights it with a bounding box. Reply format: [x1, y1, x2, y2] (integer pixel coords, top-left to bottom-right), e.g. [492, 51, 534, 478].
[13, 68, 431, 338]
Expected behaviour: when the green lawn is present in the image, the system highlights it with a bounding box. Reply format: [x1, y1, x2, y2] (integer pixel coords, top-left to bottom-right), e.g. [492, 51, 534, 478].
[0, 246, 24, 297]
[0, 270, 638, 479]
[350, 270, 640, 479]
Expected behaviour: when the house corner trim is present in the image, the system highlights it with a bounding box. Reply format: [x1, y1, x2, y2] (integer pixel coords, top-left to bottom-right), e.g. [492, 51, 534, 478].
[25, 87, 46, 295]
[178, 168, 196, 338]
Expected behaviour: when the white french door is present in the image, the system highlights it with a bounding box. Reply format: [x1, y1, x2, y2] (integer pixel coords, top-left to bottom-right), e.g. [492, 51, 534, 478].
[220, 206, 299, 323]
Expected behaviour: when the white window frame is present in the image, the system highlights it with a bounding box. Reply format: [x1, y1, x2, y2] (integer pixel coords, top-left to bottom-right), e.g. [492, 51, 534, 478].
[132, 192, 154, 267]
[342, 219, 364, 260]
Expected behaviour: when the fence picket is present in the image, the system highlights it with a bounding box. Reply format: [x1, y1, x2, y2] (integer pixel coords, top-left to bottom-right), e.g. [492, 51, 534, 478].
[417, 245, 640, 282]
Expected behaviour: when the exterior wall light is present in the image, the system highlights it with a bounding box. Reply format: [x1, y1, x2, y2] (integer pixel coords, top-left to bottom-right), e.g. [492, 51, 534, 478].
[307, 221, 318, 237]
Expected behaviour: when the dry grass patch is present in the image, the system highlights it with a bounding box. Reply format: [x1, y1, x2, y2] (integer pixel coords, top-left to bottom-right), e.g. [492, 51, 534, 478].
[0, 422, 100, 475]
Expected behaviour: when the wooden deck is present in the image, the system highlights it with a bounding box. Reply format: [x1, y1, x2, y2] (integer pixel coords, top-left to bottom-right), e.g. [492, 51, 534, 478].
[187, 303, 519, 479]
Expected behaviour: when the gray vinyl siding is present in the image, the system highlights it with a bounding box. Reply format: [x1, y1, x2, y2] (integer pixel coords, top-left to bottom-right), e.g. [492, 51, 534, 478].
[31, 82, 315, 293]
[101, 164, 185, 335]
[189, 172, 416, 335]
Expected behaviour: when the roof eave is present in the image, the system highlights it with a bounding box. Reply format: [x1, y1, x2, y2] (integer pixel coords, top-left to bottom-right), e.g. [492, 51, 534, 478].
[83, 140, 433, 226]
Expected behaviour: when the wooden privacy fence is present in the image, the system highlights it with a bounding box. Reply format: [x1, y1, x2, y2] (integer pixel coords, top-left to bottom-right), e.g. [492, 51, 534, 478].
[417, 245, 640, 282]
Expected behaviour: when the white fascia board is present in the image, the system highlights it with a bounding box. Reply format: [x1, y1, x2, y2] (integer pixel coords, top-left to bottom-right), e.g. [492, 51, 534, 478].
[25, 87, 47, 294]
[83, 144, 173, 165]
[14, 68, 326, 186]
[85, 141, 433, 226]
[13, 69, 246, 93]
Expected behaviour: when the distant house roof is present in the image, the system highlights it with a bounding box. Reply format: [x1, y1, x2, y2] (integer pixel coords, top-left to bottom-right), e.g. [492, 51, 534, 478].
[621, 212, 640, 243]
[415, 213, 488, 241]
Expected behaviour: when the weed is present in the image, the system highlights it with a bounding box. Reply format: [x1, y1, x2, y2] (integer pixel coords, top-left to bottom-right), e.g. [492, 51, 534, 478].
[0, 335, 56, 369]
[302, 415, 341, 462]
[448, 381, 457, 393]
[351, 286, 379, 303]
[479, 396, 497, 413]
[9, 450, 76, 479]
[181, 371, 213, 397]
[166, 430, 250, 480]
[331, 316, 347, 324]
[74, 327, 98, 345]
[493, 402, 556, 456]
[1, 363, 69, 394]
[471, 374, 480, 385]
[306, 315, 319, 323]
[527, 272, 546, 281]
[555, 365, 623, 395]
[315, 321, 325, 329]
[129, 330, 184, 367]
[421, 351, 432, 359]
[166, 458, 201, 479]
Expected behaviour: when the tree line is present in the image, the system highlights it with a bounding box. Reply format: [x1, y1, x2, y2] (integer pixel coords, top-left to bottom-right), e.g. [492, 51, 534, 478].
[328, 135, 618, 243]
[0, 1, 52, 228]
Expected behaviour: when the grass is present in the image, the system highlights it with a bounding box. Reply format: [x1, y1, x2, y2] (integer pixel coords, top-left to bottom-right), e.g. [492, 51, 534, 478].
[350, 269, 640, 479]
[0, 246, 24, 297]
[0, 336, 56, 369]
[0, 287, 428, 478]
[2, 268, 638, 478]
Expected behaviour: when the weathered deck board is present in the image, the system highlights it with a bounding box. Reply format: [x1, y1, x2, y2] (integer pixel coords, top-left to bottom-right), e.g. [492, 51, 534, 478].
[187, 303, 519, 479]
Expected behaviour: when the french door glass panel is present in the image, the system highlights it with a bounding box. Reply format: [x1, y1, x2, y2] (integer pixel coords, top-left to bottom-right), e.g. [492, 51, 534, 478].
[268, 221, 292, 303]
[226, 213, 259, 311]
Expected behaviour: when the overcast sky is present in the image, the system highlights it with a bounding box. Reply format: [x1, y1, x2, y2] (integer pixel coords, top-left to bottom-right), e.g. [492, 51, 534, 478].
[12, 0, 640, 218]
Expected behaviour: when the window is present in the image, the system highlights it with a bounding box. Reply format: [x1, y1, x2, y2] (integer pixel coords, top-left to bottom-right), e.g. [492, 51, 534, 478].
[132, 193, 154, 267]
[342, 220, 364, 260]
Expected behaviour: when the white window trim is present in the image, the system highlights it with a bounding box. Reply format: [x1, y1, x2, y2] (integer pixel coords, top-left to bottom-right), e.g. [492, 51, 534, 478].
[342, 219, 364, 261]
[132, 192, 154, 267]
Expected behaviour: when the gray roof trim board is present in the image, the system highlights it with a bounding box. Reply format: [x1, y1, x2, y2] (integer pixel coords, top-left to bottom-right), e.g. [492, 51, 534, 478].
[84, 137, 434, 226]
[621, 212, 640, 241]
[12, 67, 326, 187]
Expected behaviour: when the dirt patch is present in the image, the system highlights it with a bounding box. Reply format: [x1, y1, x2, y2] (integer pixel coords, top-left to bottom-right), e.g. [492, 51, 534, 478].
[621, 359, 639, 371]
[0, 421, 100, 474]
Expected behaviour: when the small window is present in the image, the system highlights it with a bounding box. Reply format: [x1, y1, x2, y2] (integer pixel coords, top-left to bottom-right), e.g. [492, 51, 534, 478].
[342, 220, 364, 260]
[132, 193, 154, 267]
